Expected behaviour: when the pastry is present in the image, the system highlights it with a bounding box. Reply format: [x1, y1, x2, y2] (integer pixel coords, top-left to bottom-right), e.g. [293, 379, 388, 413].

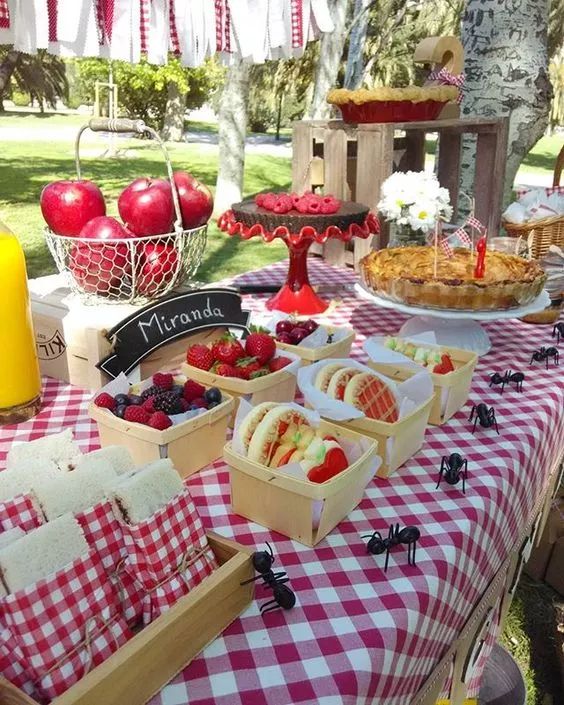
[247, 406, 311, 465]
[314, 362, 346, 393]
[344, 372, 400, 422]
[360, 246, 546, 310]
[326, 366, 362, 400]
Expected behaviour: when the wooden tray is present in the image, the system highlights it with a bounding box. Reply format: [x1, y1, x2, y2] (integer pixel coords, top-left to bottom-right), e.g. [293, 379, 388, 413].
[181, 362, 297, 424]
[224, 420, 378, 546]
[275, 327, 355, 366]
[0, 533, 253, 705]
[89, 394, 235, 479]
[368, 344, 478, 426]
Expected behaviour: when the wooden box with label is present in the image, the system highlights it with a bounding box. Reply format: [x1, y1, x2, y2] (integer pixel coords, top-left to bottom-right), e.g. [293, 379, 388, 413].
[30, 275, 236, 390]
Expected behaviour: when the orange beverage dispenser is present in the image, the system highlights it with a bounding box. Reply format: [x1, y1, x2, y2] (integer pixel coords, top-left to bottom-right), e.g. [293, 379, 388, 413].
[0, 220, 41, 424]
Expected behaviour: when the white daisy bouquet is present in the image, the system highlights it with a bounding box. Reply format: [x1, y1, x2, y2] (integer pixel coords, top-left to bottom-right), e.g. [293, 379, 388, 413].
[378, 171, 453, 234]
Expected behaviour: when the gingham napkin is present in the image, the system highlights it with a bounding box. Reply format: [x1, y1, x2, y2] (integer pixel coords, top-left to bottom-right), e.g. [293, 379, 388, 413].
[0, 494, 44, 532]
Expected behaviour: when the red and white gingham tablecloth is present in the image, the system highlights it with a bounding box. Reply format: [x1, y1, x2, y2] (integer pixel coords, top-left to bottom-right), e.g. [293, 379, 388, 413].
[1, 259, 563, 705]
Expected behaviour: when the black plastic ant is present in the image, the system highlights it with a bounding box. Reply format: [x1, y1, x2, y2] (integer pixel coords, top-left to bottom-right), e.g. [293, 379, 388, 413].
[240, 542, 296, 615]
[437, 453, 468, 494]
[552, 322, 564, 345]
[489, 370, 525, 394]
[362, 523, 420, 572]
[530, 347, 559, 369]
[469, 403, 499, 434]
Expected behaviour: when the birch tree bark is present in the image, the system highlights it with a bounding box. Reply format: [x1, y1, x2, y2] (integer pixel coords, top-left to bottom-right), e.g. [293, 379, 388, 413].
[460, 0, 552, 207]
[307, 0, 351, 119]
[344, 0, 370, 90]
[214, 60, 251, 215]
[161, 81, 185, 142]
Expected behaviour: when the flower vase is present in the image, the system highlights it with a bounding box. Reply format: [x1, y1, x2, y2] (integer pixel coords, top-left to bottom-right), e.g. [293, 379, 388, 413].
[388, 223, 427, 248]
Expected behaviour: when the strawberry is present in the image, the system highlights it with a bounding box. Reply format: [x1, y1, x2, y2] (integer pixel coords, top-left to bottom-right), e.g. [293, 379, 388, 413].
[153, 372, 173, 390]
[148, 411, 172, 430]
[236, 356, 263, 380]
[307, 446, 349, 483]
[186, 343, 214, 370]
[94, 392, 116, 410]
[211, 334, 245, 365]
[183, 379, 206, 402]
[141, 397, 157, 414]
[250, 367, 270, 379]
[269, 356, 293, 372]
[123, 405, 151, 424]
[245, 328, 276, 364]
[214, 362, 240, 377]
[433, 353, 455, 375]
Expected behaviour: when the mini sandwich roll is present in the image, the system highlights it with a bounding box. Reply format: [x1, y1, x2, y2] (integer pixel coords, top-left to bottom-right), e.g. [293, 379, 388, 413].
[0, 514, 88, 593]
[110, 459, 183, 525]
[78, 446, 135, 476]
[247, 406, 312, 465]
[0, 528, 26, 596]
[0, 460, 62, 502]
[6, 429, 82, 472]
[238, 402, 278, 452]
[326, 366, 362, 401]
[314, 362, 345, 393]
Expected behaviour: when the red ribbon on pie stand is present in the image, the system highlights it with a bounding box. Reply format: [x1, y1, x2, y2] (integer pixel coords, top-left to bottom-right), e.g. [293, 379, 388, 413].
[217, 210, 380, 314]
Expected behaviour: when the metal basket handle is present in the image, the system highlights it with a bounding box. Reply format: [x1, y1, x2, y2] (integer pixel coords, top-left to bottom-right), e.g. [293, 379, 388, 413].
[74, 118, 183, 234]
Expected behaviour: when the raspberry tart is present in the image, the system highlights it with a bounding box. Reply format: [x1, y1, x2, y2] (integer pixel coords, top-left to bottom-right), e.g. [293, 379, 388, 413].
[360, 246, 546, 311]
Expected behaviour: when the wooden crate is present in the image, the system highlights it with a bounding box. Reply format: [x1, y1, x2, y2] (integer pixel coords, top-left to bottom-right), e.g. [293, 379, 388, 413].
[224, 420, 377, 546]
[30, 274, 226, 390]
[0, 533, 253, 705]
[275, 327, 355, 366]
[89, 393, 235, 479]
[292, 116, 509, 268]
[367, 344, 478, 426]
[328, 396, 433, 478]
[181, 361, 298, 425]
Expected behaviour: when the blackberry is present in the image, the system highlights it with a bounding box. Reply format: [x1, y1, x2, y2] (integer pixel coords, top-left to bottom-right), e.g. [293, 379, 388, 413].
[170, 384, 184, 398]
[153, 391, 183, 415]
[141, 385, 162, 401]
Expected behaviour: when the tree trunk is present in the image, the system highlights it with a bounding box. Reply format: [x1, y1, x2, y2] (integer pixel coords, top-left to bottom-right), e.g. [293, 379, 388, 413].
[214, 60, 251, 215]
[460, 0, 552, 208]
[344, 0, 370, 89]
[161, 81, 186, 142]
[0, 50, 20, 97]
[307, 0, 351, 119]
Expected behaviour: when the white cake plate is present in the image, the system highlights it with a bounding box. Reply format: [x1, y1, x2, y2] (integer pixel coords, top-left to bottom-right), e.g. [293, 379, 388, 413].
[354, 284, 551, 355]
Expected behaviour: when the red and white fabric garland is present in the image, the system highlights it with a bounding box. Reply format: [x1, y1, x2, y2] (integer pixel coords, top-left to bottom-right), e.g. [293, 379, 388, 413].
[428, 66, 465, 104]
[0, 0, 333, 65]
[428, 214, 487, 258]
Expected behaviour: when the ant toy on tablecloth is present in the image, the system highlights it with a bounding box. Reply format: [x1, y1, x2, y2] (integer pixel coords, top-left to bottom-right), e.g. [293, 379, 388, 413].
[530, 347, 559, 369]
[552, 322, 564, 345]
[489, 370, 525, 394]
[469, 403, 499, 435]
[362, 523, 421, 572]
[436, 453, 468, 494]
[240, 542, 296, 615]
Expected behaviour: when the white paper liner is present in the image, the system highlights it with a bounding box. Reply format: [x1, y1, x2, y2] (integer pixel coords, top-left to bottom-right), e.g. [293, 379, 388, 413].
[251, 311, 351, 350]
[93, 373, 207, 426]
[232, 399, 381, 529]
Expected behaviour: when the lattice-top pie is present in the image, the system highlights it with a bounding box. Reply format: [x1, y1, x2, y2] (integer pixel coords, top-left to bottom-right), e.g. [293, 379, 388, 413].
[360, 246, 546, 311]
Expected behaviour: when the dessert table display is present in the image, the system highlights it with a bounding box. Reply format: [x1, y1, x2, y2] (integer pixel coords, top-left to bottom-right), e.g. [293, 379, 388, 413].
[1, 258, 562, 705]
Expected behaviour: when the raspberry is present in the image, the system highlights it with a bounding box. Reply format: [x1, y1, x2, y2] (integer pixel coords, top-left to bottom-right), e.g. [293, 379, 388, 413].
[320, 196, 340, 214]
[142, 397, 156, 414]
[123, 405, 151, 424]
[295, 197, 311, 214]
[183, 379, 206, 402]
[190, 397, 208, 409]
[148, 411, 173, 430]
[262, 193, 277, 211]
[255, 194, 266, 207]
[94, 392, 116, 410]
[307, 199, 321, 213]
[153, 372, 173, 390]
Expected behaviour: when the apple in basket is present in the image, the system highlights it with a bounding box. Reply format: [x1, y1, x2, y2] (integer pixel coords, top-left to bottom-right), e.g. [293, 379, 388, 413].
[173, 171, 214, 229]
[118, 177, 175, 237]
[40, 179, 106, 236]
[136, 242, 180, 296]
[69, 216, 133, 294]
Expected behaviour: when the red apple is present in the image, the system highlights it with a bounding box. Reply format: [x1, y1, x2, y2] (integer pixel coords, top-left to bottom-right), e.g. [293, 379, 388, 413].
[136, 243, 180, 297]
[118, 177, 174, 236]
[173, 171, 213, 229]
[40, 179, 106, 236]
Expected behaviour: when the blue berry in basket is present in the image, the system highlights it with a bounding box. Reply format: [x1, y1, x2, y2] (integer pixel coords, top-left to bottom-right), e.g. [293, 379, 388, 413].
[204, 387, 222, 404]
[113, 404, 128, 419]
[171, 384, 184, 398]
[128, 394, 144, 406]
[114, 394, 131, 406]
[207, 401, 219, 409]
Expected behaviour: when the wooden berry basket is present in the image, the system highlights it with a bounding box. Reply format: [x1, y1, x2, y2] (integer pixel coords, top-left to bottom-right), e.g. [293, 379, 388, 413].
[0, 533, 253, 705]
[89, 394, 235, 479]
[367, 345, 478, 426]
[326, 396, 433, 478]
[181, 361, 298, 424]
[275, 327, 355, 366]
[224, 421, 378, 547]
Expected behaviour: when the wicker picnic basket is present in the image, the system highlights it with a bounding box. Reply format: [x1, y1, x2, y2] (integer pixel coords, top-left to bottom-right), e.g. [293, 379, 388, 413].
[502, 144, 564, 259]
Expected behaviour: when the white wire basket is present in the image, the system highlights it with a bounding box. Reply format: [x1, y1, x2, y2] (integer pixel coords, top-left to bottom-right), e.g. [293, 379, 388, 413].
[44, 118, 208, 305]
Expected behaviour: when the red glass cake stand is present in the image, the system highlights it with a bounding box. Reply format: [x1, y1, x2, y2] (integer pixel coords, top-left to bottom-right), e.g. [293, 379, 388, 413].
[218, 210, 380, 314]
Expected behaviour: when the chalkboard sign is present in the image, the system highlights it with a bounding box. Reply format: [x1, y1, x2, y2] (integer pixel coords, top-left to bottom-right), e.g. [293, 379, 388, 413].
[97, 288, 250, 378]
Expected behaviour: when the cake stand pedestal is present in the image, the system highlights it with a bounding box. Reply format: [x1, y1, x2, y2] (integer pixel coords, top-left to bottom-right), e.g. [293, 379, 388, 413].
[354, 284, 551, 355]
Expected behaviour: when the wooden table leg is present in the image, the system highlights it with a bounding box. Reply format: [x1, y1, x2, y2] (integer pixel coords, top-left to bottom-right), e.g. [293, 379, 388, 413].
[437, 131, 462, 221]
[474, 118, 508, 236]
